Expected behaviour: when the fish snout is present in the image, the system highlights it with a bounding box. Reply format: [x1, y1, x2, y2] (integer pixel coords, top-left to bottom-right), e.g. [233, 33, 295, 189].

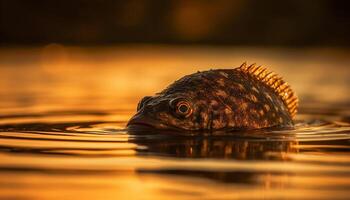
[127, 112, 158, 129]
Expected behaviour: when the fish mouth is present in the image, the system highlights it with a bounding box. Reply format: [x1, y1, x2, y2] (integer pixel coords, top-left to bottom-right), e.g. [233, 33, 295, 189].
[127, 114, 163, 130]
[127, 120, 155, 129]
[127, 114, 183, 133]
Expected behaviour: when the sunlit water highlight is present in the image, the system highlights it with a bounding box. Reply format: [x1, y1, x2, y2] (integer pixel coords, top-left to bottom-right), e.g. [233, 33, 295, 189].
[0, 46, 349, 199]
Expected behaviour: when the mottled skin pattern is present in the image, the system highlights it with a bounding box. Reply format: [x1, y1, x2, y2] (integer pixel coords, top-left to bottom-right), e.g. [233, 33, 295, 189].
[127, 69, 293, 131]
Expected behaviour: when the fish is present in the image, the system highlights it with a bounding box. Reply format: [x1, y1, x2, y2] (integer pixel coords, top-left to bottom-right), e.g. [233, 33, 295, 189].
[127, 63, 298, 132]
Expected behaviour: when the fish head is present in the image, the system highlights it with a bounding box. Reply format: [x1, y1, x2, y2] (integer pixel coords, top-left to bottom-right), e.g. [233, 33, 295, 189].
[127, 93, 209, 131]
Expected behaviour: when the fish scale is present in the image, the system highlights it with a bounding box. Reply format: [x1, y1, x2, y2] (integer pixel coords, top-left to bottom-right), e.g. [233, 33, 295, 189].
[128, 63, 298, 132]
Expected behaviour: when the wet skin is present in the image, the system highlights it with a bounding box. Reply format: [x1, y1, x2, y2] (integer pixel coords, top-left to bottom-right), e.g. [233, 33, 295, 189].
[128, 65, 298, 132]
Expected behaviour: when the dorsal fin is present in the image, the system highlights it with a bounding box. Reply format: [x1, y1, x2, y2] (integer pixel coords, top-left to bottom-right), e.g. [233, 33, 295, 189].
[237, 62, 298, 118]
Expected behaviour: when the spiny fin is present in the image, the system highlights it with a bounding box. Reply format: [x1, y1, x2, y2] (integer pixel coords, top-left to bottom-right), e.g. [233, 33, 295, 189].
[237, 62, 298, 118]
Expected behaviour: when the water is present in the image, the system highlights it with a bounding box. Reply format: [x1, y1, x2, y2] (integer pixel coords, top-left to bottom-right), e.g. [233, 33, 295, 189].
[0, 45, 349, 199]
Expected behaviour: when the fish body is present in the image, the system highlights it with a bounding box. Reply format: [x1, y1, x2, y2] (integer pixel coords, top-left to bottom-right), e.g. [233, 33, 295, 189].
[127, 63, 298, 132]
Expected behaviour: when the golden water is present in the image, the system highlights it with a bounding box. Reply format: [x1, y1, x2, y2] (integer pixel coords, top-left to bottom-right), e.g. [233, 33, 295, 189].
[0, 45, 349, 199]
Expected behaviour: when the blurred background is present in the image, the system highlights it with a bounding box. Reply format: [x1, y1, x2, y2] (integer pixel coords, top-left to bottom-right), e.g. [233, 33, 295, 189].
[1, 0, 350, 46]
[1, 2, 350, 200]
[0, 0, 349, 111]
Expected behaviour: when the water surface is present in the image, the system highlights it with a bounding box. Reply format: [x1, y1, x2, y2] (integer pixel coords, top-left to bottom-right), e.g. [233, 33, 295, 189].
[0, 46, 349, 199]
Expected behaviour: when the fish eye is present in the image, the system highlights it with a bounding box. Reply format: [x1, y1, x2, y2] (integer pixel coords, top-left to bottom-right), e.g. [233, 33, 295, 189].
[178, 104, 189, 113]
[174, 100, 193, 118]
[137, 96, 152, 111]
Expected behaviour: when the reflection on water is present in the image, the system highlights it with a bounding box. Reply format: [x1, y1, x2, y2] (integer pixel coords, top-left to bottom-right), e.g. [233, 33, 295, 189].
[0, 46, 349, 199]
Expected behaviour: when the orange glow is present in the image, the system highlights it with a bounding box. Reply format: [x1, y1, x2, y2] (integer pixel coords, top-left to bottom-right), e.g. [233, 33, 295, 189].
[0, 46, 349, 199]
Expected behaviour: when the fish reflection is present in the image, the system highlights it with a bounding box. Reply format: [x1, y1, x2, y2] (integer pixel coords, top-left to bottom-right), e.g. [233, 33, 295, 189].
[131, 130, 298, 184]
[132, 134, 298, 160]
